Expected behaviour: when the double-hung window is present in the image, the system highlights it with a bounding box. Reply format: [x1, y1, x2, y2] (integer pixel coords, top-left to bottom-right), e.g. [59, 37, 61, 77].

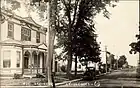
[21, 27, 31, 41]
[8, 22, 14, 38]
[36, 32, 40, 43]
[16, 51, 21, 67]
[3, 51, 11, 68]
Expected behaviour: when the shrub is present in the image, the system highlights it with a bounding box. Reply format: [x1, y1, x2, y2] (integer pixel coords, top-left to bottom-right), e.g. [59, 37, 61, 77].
[14, 73, 21, 79]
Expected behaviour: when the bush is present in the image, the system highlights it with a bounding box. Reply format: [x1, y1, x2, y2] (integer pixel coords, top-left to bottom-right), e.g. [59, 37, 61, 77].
[14, 73, 21, 79]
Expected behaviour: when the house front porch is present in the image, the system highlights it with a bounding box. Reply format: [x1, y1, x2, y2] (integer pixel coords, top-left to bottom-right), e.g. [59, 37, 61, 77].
[22, 43, 47, 75]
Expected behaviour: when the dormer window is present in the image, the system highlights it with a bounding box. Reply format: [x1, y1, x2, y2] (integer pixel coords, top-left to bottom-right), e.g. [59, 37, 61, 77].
[8, 22, 14, 38]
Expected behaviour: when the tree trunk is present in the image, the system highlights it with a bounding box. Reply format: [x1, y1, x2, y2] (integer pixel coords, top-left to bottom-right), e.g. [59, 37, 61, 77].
[47, 0, 57, 86]
[66, 23, 72, 78]
[75, 56, 77, 76]
[47, 29, 56, 86]
[0, 0, 2, 75]
[67, 52, 72, 78]
[66, 0, 72, 79]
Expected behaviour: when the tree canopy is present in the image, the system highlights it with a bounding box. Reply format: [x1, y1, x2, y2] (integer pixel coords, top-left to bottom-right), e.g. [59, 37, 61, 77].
[118, 55, 128, 68]
[129, 23, 140, 54]
[56, 0, 118, 66]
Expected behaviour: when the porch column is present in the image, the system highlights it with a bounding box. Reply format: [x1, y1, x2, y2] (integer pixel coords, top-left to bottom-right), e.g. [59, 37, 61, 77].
[40, 53, 43, 73]
[45, 51, 47, 74]
[22, 48, 24, 75]
[36, 50, 39, 74]
[42, 52, 47, 73]
[30, 50, 33, 75]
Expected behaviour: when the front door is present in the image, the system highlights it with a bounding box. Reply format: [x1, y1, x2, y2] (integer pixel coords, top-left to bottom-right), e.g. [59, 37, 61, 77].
[24, 57, 29, 69]
[42, 53, 45, 73]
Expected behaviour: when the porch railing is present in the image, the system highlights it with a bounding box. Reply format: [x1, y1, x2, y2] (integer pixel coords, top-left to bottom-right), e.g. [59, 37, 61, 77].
[24, 68, 46, 74]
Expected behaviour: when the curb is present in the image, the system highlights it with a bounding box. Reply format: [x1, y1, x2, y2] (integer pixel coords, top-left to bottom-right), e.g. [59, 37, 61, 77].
[55, 78, 82, 86]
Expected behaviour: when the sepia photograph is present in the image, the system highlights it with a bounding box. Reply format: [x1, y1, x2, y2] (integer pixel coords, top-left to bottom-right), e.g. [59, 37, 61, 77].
[0, 0, 139, 88]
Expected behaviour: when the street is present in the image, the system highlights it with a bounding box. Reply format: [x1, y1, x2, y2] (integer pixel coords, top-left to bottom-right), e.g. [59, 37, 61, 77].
[58, 67, 140, 88]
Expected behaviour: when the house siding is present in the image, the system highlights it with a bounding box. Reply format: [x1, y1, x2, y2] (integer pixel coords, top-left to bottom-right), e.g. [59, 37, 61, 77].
[1, 21, 8, 41]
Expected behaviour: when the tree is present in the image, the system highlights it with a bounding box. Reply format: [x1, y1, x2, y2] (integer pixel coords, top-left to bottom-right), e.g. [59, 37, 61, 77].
[72, 25, 101, 75]
[129, 22, 140, 74]
[46, 0, 57, 86]
[129, 22, 140, 54]
[56, 0, 118, 77]
[118, 55, 127, 68]
[1, 0, 21, 12]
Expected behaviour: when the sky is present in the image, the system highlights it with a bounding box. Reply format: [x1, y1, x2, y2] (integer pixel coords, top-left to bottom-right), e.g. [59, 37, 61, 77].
[95, 1, 139, 66]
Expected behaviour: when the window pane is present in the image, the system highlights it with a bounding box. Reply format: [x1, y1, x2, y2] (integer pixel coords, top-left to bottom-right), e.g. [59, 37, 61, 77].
[28, 30, 31, 41]
[16, 51, 21, 67]
[3, 60, 11, 68]
[8, 22, 14, 38]
[36, 32, 40, 43]
[3, 51, 11, 68]
[21, 27, 31, 41]
[8, 31, 12, 37]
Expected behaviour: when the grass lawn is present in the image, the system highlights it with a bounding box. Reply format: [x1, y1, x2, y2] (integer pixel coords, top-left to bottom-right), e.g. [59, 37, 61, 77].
[0, 72, 83, 86]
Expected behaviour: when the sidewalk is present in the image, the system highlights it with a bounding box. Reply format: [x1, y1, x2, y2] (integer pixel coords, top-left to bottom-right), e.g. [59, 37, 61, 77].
[0, 78, 82, 88]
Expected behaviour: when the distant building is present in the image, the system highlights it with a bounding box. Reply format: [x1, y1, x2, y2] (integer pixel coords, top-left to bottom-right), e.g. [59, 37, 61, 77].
[0, 11, 48, 76]
[71, 61, 86, 71]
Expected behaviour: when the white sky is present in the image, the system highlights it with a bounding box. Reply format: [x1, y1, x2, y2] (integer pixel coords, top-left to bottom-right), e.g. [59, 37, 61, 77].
[95, 1, 139, 66]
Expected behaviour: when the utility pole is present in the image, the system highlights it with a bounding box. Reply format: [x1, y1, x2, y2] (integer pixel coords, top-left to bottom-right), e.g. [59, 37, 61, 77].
[116, 55, 118, 70]
[105, 46, 108, 73]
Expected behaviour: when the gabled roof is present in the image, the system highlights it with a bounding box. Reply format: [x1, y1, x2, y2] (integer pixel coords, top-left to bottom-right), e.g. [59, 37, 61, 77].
[1, 9, 42, 28]
[38, 43, 47, 50]
[23, 17, 41, 28]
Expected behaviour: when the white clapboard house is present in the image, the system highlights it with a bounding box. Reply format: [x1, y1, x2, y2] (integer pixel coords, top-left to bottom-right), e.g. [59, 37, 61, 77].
[0, 10, 48, 77]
